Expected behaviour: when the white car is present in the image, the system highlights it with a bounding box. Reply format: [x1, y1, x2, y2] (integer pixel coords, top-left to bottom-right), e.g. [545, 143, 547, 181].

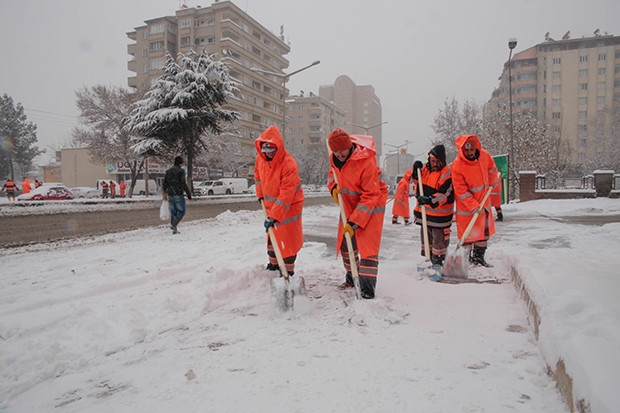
[71, 187, 100, 199]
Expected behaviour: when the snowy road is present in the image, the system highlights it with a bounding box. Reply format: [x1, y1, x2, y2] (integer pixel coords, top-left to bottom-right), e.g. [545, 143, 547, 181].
[0, 202, 572, 412]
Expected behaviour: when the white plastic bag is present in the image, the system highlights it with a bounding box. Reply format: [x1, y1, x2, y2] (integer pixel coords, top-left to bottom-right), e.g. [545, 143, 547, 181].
[159, 200, 170, 221]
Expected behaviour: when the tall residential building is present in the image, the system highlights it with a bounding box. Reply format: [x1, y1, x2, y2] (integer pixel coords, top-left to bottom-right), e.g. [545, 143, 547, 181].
[319, 75, 384, 161]
[490, 32, 620, 166]
[285, 91, 347, 154]
[126, 1, 291, 164]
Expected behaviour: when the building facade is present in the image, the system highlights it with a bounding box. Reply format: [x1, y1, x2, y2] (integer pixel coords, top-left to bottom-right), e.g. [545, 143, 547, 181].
[285, 92, 347, 155]
[126, 1, 291, 164]
[490, 32, 620, 166]
[319, 75, 384, 161]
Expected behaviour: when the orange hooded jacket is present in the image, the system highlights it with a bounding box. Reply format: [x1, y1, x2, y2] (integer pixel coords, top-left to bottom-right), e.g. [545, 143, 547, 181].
[451, 134, 499, 243]
[392, 169, 412, 218]
[328, 135, 388, 258]
[254, 126, 304, 258]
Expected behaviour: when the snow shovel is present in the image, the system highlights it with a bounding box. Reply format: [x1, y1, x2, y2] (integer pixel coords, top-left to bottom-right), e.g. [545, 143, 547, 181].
[416, 168, 431, 261]
[260, 201, 305, 311]
[442, 186, 493, 279]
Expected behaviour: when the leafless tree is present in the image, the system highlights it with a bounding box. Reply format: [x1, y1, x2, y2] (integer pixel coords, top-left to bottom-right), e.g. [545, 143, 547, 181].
[72, 85, 146, 197]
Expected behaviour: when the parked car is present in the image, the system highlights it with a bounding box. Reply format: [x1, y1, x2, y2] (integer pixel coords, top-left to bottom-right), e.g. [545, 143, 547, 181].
[193, 180, 216, 196]
[16, 183, 74, 201]
[71, 187, 99, 199]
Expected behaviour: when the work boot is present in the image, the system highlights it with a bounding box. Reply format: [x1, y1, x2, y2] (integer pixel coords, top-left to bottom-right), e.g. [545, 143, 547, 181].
[266, 263, 279, 271]
[404, 220, 412, 226]
[470, 246, 491, 267]
[338, 272, 354, 289]
[392, 216, 401, 224]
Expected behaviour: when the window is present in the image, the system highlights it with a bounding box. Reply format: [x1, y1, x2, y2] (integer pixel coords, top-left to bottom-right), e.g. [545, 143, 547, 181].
[598, 53, 606, 61]
[180, 37, 190, 47]
[553, 98, 562, 106]
[142, 48, 148, 57]
[553, 57, 561, 65]
[598, 68, 606, 75]
[579, 69, 588, 77]
[552, 112, 561, 119]
[553, 71, 561, 79]
[579, 138, 587, 146]
[578, 111, 587, 119]
[149, 41, 164, 52]
[149, 58, 164, 70]
[578, 97, 587, 105]
[578, 126, 587, 133]
[597, 96, 605, 104]
[597, 82, 606, 91]
[149, 23, 164, 35]
[579, 83, 588, 91]
[552, 85, 561, 93]
[579, 55, 588, 63]
[181, 19, 191, 29]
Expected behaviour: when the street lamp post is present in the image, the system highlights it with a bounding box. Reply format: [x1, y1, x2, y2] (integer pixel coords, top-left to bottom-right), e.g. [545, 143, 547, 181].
[251, 60, 320, 150]
[384, 140, 411, 177]
[345, 121, 388, 135]
[508, 38, 517, 199]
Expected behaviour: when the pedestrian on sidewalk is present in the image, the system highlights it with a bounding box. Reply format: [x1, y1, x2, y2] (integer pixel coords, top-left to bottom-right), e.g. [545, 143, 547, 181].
[451, 135, 500, 267]
[391, 169, 413, 225]
[327, 128, 388, 299]
[412, 144, 454, 268]
[162, 156, 192, 234]
[254, 125, 304, 277]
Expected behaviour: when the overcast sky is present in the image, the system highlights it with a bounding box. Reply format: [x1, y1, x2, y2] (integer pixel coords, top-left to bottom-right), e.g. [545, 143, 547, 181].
[1, 0, 619, 163]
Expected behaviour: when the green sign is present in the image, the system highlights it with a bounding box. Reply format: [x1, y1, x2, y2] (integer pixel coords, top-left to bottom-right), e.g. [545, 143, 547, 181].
[493, 155, 509, 204]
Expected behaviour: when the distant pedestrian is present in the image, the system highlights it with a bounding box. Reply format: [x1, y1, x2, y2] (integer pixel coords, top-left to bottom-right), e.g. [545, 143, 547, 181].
[119, 180, 126, 198]
[21, 178, 32, 195]
[391, 169, 413, 225]
[2, 178, 19, 201]
[34, 179, 42, 188]
[109, 181, 117, 198]
[162, 156, 192, 234]
[101, 181, 109, 199]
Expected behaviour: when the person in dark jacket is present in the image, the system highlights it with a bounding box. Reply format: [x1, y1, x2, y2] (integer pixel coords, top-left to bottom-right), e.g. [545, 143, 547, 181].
[412, 144, 454, 270]
[162, 156, 192, 234]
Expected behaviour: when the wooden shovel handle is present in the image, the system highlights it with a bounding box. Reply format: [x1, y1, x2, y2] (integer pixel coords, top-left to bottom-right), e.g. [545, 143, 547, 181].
[260, 200, 289, 281]
[417, 168, 430, 260]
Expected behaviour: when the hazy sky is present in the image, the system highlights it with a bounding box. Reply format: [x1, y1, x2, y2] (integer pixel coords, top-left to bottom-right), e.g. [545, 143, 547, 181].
[1, 0, 619, 162]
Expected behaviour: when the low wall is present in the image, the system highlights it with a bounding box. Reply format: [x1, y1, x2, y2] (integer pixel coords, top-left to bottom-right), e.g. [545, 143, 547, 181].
[519, 171, 616, 202]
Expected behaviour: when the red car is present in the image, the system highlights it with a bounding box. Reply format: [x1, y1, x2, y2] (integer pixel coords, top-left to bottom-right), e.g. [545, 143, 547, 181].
[17, 183, 74, 201]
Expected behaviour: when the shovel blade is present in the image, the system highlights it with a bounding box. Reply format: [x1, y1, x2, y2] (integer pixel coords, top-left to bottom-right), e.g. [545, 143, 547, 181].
[270, 276, 306, 311]
[442, 249, 468, 279]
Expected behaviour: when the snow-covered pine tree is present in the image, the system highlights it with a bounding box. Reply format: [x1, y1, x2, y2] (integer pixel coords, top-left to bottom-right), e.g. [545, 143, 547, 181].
[125, 49, 240, 186]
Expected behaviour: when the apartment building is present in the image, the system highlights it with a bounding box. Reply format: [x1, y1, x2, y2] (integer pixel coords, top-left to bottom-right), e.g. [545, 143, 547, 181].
[285, 91, 347, 155]
[319, 75, 384, 161]
[126, 1, 290, 164]
[490, 32, 620, 166]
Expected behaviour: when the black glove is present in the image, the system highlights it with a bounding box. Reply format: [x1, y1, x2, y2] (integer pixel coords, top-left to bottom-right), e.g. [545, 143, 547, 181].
[264, 217, 277, 232]
[258, 197, 264, 204]
[413, 160, 424, 172]
[417, 195, 432, 205]
[496, 211, 504, 222]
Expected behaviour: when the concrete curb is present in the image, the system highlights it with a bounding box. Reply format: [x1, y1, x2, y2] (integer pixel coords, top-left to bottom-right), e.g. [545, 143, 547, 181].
[510, 265, 591, 413]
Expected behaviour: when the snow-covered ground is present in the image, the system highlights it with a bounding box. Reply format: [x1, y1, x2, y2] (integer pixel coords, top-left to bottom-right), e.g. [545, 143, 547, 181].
[1, 196, 619, 412]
